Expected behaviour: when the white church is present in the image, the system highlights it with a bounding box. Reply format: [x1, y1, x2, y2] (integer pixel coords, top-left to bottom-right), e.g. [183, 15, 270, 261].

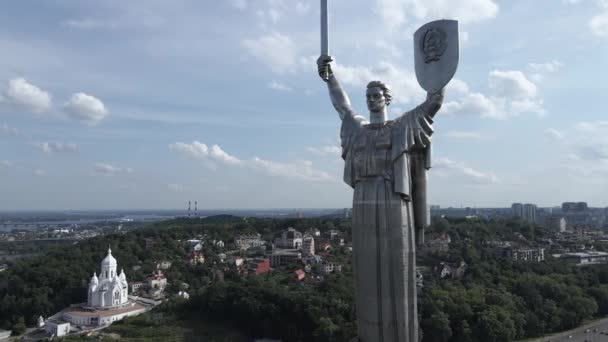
[44, 247, 148, 337]
[87, 247, 129, 307]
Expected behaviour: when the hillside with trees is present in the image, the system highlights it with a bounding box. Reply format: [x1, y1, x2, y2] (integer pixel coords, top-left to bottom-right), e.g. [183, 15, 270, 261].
[1, 215, 608, 341]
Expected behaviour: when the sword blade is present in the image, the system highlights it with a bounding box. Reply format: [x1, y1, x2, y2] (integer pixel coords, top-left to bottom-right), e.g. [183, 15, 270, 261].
[321, 0, 328, 56]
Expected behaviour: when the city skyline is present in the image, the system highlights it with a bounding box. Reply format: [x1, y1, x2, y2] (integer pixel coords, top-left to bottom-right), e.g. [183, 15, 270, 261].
[1, 0, 608, 210]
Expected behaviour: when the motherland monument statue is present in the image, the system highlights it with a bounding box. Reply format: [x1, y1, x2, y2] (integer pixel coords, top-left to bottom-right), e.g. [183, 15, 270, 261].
[316, 1, 459, 341]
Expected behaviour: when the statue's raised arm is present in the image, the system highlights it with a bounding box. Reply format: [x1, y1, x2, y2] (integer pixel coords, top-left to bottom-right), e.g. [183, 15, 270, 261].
[317, 56, 356, 121]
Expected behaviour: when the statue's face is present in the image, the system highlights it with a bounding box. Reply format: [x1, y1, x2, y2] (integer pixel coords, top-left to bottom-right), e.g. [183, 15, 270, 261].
[366, 87, 386, 113]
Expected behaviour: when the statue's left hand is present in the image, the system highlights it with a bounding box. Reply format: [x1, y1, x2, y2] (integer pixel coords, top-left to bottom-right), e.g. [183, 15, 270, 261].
[427, 88, 445, 104]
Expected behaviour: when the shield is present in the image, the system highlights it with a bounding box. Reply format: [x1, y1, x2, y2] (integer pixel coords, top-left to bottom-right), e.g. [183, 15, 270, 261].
[414, 19, 459, 93]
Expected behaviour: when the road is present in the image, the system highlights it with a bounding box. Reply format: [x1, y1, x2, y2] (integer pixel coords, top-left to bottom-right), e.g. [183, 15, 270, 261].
[527, 318, 608, 341]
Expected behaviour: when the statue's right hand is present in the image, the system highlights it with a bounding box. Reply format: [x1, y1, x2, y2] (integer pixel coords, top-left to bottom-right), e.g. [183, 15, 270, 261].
[317, 55, 333, 81]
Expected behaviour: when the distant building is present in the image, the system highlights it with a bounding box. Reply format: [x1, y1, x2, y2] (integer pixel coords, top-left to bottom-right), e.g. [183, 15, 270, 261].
[305, 228, 321, 237]
[294, 269, 305, 281]
[188, 252, 205, 265]
[562, 202, 588, 212]
[511, 203, 523, 218]
[315, 240, 332, 252]
[497, 247, 545, 262]
[45, 319, 70, 337]
[424, 234, 451, 253]
[177, 291, 190, 300]
[235, 234, 264, 250]
[129, 282, 144, 293]
[544, 216, 567, 232]
[302, 235, 315, 256]
[147, 270, 167, 298]
[249, 258, 271, 275]
[45, 248, 147, 336]
[87, 247, 128, 308]
[144, 238, 158, 249]
[343, 208, 352, 218]
[437, 261, 467, 279]
[511, 203, 538, 224]
[326, 230, 341, 240]
[523, 204, 538, 224]
[274, 228, 303, 249]
[559, 251, 608, 265]
[235, 257, 244, 267]
[270, 250, 302, 267]
[156, 261, 172, 270]
[322, 262, 342, 274]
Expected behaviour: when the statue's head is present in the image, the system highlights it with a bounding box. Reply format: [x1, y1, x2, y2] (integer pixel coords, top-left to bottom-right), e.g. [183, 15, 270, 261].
[366, 81, 392, 113]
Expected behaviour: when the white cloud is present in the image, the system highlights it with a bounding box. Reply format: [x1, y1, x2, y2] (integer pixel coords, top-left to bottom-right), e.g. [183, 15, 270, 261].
[250, 158, 333, 182]
[33, 142, 78, 154]
[168, 141, 209, 159]
[444, 69, 544, 119]
[295, 2, 311, 14]
[376, 0, 498, 30]
[544, 128, 565, 141]
[0, 161, 11, 168]
[446, 79, 470, 95]
[489, 70, 537, 99]
[229, 0, 248, 10]
[169, 141, 334, 182]
[242, 32, 297, 73]
[169, 141, 241, 165]
[528, 60, 563, 82]
[548, 121, 608, 181]
[268, 81, 292, 91]
[307, 145, 342, 157]
[567, 0, 608, 36]
[3, 78, 52, 113]
[510, 98, 545, 115]
[268, 9, 281, 22]
[575, 120, 608, 131]
[0, 123, 18, 136]
[63, 18, 119, 30]
[33, 169, 46, 176]
[434, 157, 500, 184]
[64, 93, 108, 125]
[333, 62, 424, 104]
[443, 92, 502, 118]
[209, 144, 241, 165]
[444, 131, 486, 140]
[590, 11, 608, 36]
[93, 163, 134, 175]
[528, 60, 563, 73]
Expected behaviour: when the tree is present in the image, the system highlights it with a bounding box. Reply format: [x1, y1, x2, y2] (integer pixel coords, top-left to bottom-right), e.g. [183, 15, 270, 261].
[421, 311, 452, 342]
[474, 307, 517, 342]
[313, 317, 340, 342]
[11, 316, 26, 336]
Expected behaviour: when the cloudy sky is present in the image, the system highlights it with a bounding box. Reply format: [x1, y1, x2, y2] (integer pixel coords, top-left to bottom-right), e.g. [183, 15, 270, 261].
[1, 0, 607, 210]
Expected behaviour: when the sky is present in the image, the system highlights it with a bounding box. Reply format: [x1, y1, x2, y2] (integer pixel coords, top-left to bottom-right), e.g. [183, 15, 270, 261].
[1, 0, 608, 210]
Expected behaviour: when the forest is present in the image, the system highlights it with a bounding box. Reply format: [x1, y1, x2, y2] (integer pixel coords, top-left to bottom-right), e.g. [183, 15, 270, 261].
[1, 215, 608, 341]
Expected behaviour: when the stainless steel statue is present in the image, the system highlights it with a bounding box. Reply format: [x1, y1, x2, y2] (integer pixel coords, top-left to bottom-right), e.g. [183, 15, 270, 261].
[317, 4, 459, 340]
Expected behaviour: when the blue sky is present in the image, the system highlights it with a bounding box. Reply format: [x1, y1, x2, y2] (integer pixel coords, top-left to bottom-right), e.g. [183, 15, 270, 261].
[1, 0, 608, 210]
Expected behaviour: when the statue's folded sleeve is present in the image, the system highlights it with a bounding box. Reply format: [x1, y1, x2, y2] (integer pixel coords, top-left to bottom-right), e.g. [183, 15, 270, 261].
[341, 113, 367, 189]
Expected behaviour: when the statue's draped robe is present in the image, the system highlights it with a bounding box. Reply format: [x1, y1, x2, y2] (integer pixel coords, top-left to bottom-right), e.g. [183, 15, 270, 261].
[341, 104, 434, 342]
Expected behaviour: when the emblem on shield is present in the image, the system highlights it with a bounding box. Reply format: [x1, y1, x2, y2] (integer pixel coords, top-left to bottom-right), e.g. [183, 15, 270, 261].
[414, 19, 459, 93]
